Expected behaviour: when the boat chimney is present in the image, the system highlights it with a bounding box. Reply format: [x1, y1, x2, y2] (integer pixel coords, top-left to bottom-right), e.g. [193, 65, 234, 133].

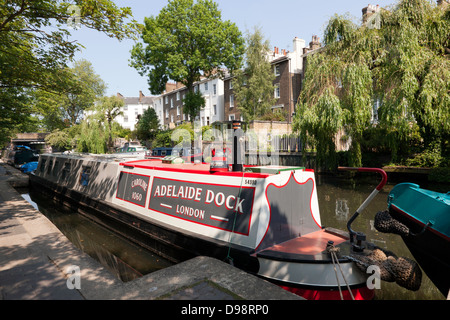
[232, 120, 244, 172]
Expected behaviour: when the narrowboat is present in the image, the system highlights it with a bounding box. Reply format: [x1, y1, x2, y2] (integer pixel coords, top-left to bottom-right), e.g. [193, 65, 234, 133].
[386, 183, 450, 297]
[30, 124, 381, 300]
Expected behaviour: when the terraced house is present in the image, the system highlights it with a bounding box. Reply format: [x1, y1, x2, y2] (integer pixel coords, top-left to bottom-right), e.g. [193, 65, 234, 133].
[154, 77, 225, 130]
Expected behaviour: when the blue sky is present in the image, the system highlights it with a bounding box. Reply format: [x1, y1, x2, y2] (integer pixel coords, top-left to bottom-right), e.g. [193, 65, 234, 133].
[69, 0, 399, 97]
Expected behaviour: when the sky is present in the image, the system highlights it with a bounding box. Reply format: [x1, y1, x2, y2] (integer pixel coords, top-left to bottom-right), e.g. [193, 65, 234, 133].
[68, 0, 400, 98]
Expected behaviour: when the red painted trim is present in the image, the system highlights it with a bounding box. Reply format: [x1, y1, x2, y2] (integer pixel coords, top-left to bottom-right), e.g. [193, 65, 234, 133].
[391, 204, 450, 242]
[119, 160, 271, 178]
[280, 285, 374, 300]
[338, 167, 387, 191]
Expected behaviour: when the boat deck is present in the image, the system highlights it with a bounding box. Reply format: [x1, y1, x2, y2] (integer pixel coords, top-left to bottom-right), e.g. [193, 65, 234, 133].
[256, 228, 349, 262]
[119, 159, 306, 178]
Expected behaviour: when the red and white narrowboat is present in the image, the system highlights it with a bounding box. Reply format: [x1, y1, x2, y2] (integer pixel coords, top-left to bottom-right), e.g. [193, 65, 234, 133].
[30, 150, 377, 300]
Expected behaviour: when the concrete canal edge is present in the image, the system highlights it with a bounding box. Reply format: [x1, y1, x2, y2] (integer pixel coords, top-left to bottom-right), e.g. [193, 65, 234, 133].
[0, 161, 302, 300]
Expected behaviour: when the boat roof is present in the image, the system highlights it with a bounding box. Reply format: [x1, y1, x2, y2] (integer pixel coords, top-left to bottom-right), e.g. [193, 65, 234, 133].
[119, 159, 308, 178]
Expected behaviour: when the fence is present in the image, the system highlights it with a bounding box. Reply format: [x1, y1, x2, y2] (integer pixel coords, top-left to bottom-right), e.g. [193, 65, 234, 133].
[244, 133, 303, 153]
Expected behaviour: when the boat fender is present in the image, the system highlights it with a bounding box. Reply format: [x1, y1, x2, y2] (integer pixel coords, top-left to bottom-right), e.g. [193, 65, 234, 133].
[348, 246, 422, 291]
[374, 210, 410, 237]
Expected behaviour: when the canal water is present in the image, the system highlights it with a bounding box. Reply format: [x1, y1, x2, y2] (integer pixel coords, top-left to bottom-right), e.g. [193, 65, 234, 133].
[315, 172, 446, 300]
[21, 172, 447, 300]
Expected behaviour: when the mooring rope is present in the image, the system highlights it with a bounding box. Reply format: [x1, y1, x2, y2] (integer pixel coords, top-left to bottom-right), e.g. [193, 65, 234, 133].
[327, 242, 355, 300]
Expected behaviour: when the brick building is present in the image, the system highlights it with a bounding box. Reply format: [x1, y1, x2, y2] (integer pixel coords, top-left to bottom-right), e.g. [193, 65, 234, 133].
[224, 36, 321, 124]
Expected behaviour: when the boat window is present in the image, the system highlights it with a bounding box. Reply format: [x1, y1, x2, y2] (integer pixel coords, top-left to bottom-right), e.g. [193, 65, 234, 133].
[80, 166, 91, 186]
[39, 159, 46, 172]
[62, 162, 71, 181]
[53, 161, 59, 176]
[47, 160, 53, 175]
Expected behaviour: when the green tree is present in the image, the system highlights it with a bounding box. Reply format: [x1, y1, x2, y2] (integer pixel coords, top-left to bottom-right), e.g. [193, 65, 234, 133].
[34, 60, 106, 128]
[44, 129, 71, 151]
[130, 0, 245, 122]
[136, 107, 160, 142]
[0, 0, 140, 92]
[0, 0, 140, 144]
[294, 0, 450, 168]
[91, 95, 124, 152]
[77, 119, 108, 154]
[233, 27, 276, 121]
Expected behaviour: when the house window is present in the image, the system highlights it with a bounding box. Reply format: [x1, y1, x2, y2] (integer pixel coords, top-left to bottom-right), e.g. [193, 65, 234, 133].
[213, 84, 217, 95]
[372, 98, 380, 123]
[213, 104, 217, 115]
[229, 81, 233, 89]
[124, 116, 128, 122]
[176, 92, 180, 100]
[274, 84, 280, 98]
[177, 106, 180, 116]
[230, 94, 234, 108]
[229, 114, 235, 121]
[204, 82, 208, 91]
[165, 109, 169, 119]
[274, 64, 280, 76]
[165, 96, 168, 104]
[170, 98, 173, 108]
[171, 115, 174, 123]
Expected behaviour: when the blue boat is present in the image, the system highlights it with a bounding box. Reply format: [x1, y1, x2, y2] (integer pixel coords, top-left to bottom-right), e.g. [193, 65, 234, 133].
[20, 161, 38, 173]
[386, 183, 450, 297]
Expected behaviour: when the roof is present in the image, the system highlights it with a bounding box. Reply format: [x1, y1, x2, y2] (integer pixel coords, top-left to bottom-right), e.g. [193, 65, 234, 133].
[122, 96, 155, 105]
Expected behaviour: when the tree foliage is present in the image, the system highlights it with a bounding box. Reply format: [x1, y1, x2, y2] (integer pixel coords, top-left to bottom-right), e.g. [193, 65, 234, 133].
[233, 27, 276, 121]
[294, 0, 450, 168]
[136, 106, 160, 142]
[130, 0, 245, 121]
[91, 95, 124, 151]
[0, 0, 140, 91]
[33, 59, 106, 128]
[0, 0, 140, 146]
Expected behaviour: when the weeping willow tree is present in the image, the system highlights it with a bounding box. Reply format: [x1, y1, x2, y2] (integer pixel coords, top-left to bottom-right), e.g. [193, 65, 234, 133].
[294, 0, 450, 169]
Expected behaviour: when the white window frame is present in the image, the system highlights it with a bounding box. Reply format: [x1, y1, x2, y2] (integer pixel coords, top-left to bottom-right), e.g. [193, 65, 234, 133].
[274, 84, 280, 98]
[274, 64, 280, 76]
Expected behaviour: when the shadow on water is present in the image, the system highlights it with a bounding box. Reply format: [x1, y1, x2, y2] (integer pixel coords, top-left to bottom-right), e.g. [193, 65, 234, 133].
[20, 188, 174, 283]
[316, 172, 447, 300]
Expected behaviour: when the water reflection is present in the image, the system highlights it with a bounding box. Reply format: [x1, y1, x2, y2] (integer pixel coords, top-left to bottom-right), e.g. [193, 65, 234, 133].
[24, 190, 174, 282]
[316, 173, 446, 300]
